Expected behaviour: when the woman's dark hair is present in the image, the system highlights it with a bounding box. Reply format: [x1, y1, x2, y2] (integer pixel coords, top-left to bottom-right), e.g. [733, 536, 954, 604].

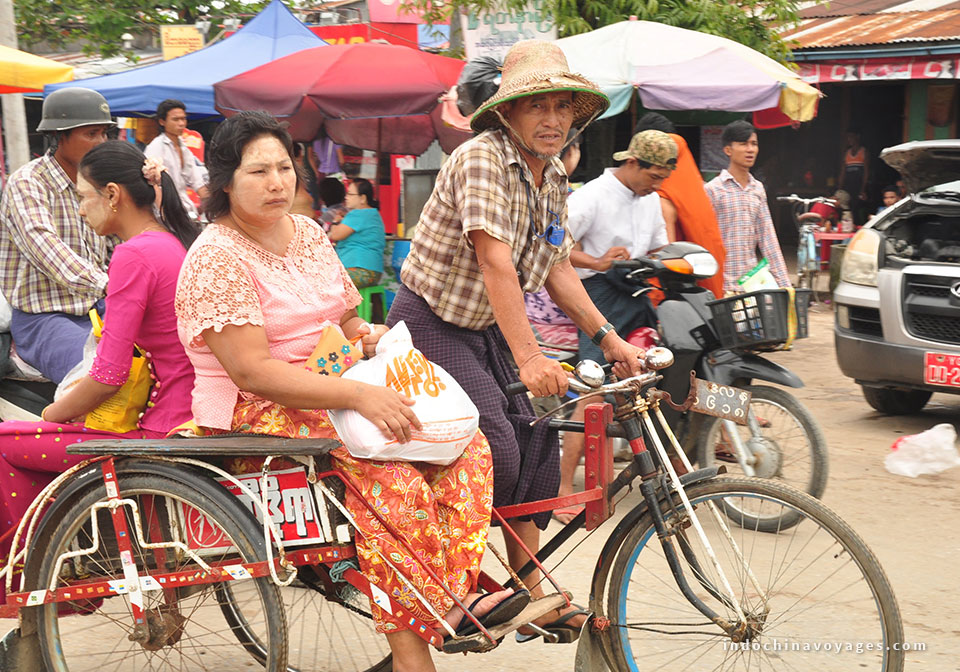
[79, 140, 199, 249]
[351, 178, 378, 209]
[204, 110, 299, 221]
[721, 120, 756, 147]
[318, 177, 345, 206]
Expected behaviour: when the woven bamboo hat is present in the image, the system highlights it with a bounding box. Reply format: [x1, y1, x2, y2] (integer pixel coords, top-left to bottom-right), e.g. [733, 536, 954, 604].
[470, 40, 609, 133]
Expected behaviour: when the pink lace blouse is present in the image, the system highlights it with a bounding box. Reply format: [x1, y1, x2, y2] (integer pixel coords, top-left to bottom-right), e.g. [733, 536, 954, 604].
[90, 231, 194, 433]
[175, 215, 362, 429]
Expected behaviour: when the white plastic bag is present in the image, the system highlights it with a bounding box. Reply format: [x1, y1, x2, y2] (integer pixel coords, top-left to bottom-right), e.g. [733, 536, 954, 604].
[54, 329, 97, 400]
[884, 423, 960, 478]
[328, 321, 479, 465]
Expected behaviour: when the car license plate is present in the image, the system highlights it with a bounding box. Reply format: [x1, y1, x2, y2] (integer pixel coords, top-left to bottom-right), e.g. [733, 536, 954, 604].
[923, 352, 960, 387]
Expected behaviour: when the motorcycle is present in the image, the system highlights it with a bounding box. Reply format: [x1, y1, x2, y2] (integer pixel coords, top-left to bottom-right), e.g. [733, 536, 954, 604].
[609, 242, 827, 531]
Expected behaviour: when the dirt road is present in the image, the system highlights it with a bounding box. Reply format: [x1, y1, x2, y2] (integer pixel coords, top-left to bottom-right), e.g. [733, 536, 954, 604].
[3, 307, 956, 671]
[428, 305, 959, 671]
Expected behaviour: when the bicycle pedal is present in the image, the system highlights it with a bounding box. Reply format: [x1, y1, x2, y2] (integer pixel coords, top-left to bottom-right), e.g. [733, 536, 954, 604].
[441, 593, 571, 654]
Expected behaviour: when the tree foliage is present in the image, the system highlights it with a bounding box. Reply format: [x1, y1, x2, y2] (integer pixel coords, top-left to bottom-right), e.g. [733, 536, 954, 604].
[14, 0, 270, 58]
[402, 0, 803, 64]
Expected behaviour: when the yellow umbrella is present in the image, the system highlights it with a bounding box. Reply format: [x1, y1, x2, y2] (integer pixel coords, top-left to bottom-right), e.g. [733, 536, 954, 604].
[0, 45, 73, 94]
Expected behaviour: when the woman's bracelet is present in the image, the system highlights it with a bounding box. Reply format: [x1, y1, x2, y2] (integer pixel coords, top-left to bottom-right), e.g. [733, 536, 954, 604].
[40, 405, 51, 422]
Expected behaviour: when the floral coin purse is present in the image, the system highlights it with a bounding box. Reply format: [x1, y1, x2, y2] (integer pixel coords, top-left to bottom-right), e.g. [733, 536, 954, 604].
[305, 326, 364, 377]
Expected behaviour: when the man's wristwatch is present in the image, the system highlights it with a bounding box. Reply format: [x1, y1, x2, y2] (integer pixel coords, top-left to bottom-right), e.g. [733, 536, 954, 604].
[591, 322, 616, 347]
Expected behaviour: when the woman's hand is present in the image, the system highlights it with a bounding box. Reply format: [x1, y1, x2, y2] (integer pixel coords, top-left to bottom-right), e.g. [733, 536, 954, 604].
[353, 383, 422, 443]
[355, 322, 390, 358]
[601, 335, 647, 380]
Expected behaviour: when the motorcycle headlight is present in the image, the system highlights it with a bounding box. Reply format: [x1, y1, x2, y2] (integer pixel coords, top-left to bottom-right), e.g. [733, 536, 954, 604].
[841, 229, 881, 287]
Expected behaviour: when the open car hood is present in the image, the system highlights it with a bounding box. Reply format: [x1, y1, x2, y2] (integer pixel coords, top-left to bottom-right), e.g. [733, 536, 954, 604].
[880, 139, 960, 194]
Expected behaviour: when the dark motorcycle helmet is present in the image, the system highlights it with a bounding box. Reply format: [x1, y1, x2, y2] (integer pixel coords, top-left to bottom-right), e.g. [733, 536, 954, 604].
[37, 87, 115, 132]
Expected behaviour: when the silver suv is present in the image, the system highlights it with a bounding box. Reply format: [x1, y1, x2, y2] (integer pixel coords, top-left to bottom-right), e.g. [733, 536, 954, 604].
[834, 139, 960, 414]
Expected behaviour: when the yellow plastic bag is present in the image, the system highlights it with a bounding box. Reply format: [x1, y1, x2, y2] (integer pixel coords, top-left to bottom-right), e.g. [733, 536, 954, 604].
[83, 310, 153, 434]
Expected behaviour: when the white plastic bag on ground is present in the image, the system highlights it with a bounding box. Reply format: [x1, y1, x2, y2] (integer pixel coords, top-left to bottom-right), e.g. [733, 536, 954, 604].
[884, 423, 960, 478]
[328, 321, 479, 465]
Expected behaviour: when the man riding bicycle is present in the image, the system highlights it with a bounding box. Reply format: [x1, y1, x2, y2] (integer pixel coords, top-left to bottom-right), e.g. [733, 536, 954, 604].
[387, 39, 647, 641]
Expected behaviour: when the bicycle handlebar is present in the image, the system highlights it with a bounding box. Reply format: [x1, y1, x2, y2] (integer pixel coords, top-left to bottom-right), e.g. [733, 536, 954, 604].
[505, 371, 660, 398]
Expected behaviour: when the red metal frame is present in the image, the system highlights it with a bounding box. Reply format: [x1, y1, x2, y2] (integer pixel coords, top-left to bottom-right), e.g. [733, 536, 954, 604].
[5, 402, 626, 651]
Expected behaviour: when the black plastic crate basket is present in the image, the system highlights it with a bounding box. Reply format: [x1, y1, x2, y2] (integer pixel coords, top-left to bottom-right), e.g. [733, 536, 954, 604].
[707, 289, 812, 351]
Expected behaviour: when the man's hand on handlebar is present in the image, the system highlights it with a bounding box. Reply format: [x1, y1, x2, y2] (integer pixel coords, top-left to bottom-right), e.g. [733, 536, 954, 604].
[518, 352, 569, 397]
[594, 246, 632, 272]
[601, 334, 647, 380]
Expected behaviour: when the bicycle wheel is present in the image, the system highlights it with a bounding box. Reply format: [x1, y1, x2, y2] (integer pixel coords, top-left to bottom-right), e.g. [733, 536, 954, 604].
[605, 476, 903, 672]
[697, 385, 828, 532]
[32, 472, 288, 672]
[217, 564, 392, 672]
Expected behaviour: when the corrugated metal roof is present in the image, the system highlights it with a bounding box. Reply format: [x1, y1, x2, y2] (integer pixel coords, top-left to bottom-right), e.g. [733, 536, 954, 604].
[782, 10, 960, 48]
[45, 50, 164, 80]
[798, 0, 960, 18]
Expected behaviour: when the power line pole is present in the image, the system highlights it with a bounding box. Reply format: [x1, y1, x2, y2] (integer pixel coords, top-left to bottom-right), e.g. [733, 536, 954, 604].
[0, 0, 31, 173]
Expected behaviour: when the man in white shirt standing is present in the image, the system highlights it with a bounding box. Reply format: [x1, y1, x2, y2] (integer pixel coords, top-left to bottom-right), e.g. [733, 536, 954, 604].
[568, 129, 676, 362]
[555, 130, 676, 523]
[144, 99, 208, 219]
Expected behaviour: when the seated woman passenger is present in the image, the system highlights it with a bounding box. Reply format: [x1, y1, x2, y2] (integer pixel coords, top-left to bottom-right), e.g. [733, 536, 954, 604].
[328, 177, 386, 288]
[173, 111, 524, 671]
[0, 140, 198, 567]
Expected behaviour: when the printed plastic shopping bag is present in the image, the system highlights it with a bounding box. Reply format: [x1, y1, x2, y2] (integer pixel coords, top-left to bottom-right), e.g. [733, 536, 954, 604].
[328, 321, 479, 465]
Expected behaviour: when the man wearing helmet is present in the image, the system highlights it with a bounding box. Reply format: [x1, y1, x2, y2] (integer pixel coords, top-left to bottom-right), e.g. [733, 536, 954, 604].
[387, 40, 647, 646]
[0, 87, 114, 383]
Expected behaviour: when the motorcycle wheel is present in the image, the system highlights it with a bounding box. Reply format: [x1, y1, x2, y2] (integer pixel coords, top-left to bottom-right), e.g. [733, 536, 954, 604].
[696, 385, 828, 532]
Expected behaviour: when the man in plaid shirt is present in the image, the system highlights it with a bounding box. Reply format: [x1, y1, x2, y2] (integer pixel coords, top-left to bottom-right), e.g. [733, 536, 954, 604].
[705, 120, 791, 293]
[0, 88, 114, 382]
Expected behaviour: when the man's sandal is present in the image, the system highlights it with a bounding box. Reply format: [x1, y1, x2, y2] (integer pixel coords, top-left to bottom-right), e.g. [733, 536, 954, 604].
[515, 605, 592, 644]
[449, 589, 531, 638]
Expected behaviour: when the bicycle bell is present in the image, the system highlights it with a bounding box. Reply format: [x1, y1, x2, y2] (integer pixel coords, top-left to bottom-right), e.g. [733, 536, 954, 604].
[644, 347, 674, 371]
[575, 360, 605, 388]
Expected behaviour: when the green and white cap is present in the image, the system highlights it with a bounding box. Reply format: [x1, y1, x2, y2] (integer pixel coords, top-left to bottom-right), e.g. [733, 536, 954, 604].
[612, 130, 678, 169]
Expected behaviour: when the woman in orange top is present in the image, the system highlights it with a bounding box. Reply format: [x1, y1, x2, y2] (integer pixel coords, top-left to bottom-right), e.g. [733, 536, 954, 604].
[636, 113, 725, 298]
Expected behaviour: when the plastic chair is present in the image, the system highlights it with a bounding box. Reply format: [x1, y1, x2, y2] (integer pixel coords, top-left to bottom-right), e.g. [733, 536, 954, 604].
[357, 285, 386, 323]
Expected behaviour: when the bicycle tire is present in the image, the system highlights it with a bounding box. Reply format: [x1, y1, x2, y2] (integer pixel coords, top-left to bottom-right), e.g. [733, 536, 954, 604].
[216, 564, 393, 672]
[696, 385, 829, 531]
[604, 476, 903, 672]
[32, 472, 288, 672]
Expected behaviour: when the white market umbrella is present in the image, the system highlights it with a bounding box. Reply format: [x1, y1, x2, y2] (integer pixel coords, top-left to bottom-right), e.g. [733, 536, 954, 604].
[556, 19, 819, 121]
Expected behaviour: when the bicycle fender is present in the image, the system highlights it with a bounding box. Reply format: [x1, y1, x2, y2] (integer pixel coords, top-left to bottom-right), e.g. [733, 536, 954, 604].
[703, 350, 804, 388]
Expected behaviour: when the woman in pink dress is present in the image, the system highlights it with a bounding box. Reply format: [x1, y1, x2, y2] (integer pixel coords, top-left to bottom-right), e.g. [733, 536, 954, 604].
[0, 140, 198, 577]
[176, 111, 523, 670]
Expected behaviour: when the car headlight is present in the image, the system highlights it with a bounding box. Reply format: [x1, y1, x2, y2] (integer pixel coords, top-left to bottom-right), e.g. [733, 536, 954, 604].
[841, 229, 881, 287]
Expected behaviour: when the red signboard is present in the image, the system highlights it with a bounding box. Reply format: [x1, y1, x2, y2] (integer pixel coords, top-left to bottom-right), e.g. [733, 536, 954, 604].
[798, 58, 960, 83]
[182, 467, 327, 553]
[309, 23, 419, 48]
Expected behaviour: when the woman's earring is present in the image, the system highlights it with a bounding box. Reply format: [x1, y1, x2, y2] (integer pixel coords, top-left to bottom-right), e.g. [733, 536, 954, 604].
[110, 203, 118, 213]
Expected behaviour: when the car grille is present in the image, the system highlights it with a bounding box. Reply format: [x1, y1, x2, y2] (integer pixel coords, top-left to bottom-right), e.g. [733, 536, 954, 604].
[903, 274, 960, 345]
[848, 306, 882, 337]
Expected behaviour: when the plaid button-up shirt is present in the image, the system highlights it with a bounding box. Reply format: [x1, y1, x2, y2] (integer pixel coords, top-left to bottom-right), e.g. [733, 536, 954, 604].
[0, 153, 110, 314]
[705, 169, 790, 291]
[401, 129, 573, 331]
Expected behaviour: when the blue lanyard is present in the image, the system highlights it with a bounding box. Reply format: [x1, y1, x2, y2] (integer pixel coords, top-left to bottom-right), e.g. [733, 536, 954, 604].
[520, 171, 565, 247]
